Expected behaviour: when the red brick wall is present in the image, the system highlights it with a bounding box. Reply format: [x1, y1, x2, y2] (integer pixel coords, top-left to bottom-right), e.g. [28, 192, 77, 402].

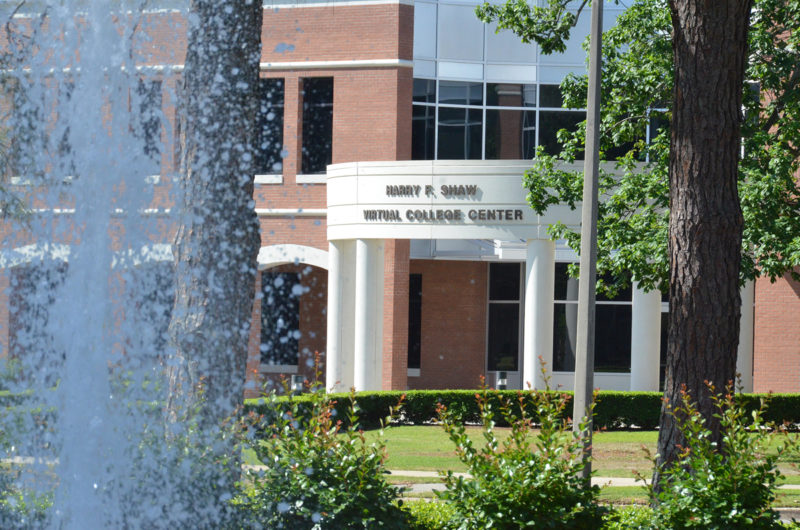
[753, 273, 800, 392]
[408, 260, 488, 390]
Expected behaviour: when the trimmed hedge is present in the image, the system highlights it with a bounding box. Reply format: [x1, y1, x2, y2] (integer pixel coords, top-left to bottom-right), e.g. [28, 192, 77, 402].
[243, 390, 800, 431]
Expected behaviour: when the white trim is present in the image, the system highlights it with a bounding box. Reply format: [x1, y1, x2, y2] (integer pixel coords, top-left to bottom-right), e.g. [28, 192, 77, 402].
[296, 174, 327, 184]
[260, 59, 413, 71]
[260, 363, 298, 374]
[407, 368, 420, 377]
[255, 208, 327, 217]
[258, 244, 329, 270]
[255, 174, 283, 185]
[265, 0, 413, 8]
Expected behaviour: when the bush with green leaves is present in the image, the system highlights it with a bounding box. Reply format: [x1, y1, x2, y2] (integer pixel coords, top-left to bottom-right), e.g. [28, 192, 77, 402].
[239, 382, 408, 529]
[645, 383, 798, 529]
[402, 500, 457, 530]
[436, 383, 606, 529]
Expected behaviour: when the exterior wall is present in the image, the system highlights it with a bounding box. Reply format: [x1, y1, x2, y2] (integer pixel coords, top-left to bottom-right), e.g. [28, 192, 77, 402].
[408, 259, 487, 389]
[753, 273, 800, 392]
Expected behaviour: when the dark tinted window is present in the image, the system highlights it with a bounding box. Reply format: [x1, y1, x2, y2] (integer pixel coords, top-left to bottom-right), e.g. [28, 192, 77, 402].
[487, 303, 519, 371]
[413, 78, 436, 103]
[301, 77, 333, 174]
[412, 104, 435, 160]
[257, 78, 284, 174]
[261, 271, 301, 365]
[437, 107, 482, 160]
[408, 274, 422, 369]
[438, 81, 482, 105]
[485, 109, 536, 160]
[489, 262, 520, 301]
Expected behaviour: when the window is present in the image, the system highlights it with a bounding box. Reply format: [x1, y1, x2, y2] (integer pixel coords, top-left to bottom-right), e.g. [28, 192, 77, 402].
[260, 271, 301, 366]
[552, 263, 632, 372]
[411, 79, 585, 161]
[136, 79, 163, 164]
[408, 274, 422, 370]
[9, 262, 67, 368]
[487, 262, 522, 372]
[301, 77, 333, 174]
[257, 77, 284, 174]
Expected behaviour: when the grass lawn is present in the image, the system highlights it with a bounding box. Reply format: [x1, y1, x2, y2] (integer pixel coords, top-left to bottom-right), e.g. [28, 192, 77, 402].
[366, 425, 659, 476]
[245, 425, 799, 483]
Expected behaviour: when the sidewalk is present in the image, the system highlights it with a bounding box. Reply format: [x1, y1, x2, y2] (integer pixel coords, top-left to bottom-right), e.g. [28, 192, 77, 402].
[386, 469, 800, 493]
[388, 470, 800, 523]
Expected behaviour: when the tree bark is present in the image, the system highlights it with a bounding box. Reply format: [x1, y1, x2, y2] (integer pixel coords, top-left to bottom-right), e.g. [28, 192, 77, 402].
[654, 0, 751, 489]
[165, 0, 262, 456]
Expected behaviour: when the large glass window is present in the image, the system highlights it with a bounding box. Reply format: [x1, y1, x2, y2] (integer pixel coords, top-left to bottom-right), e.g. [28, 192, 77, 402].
[553, 263, 632, 372]
[261, 271, 301, 366]
[257, 77, 284, 175]
[408, 274, 422, 370]
[301, 77, 333, 174]
[411, 79, 586, 161]
[487, 263, 521, 372]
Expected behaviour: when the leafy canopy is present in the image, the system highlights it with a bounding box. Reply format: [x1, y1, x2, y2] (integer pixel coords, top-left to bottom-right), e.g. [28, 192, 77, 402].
[479, 0, 800, 294]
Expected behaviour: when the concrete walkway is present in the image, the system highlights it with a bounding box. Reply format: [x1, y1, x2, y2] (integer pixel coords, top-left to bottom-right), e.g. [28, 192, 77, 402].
[388, 470, 800, 523]
[386, 469, 800, 494]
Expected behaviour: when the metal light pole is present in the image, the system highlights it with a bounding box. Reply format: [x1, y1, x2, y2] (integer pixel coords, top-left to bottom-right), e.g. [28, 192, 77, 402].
[572, 0, 603, 482]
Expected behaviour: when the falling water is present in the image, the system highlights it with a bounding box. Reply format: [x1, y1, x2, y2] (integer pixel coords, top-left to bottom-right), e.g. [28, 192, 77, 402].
[0, 1, 259, 527]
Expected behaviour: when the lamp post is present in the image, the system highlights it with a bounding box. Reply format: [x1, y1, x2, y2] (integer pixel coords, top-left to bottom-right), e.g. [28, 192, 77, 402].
[572, 0, 603, 483]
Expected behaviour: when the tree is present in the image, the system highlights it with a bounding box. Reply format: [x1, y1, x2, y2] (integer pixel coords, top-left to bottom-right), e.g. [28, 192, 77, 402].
[479, 0, 798, 485]
[165, 0, 263, 499]
[659, 0, 751, 485]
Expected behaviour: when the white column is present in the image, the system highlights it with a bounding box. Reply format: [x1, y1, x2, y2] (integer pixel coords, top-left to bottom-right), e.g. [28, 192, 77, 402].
[630, 283, 661, 391]
[736, 280, 755, 392]
[354, 239, 379, 391]
[326, 241, 343, 392]
[326, 240, 356, 392]
[522, 239, 555, 390]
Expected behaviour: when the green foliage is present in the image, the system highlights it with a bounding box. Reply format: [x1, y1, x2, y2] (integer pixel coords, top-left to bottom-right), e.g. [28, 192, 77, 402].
[601, 505, 653, 530]
[239, 383, 408, 528]
[511, 0, 800, 293]
[402, 500, 457, 530]
[645, 384, 798, 529]
[0, 468, 52, 530]
[475, 0, 585, 55]
[245, 389, 800, 432]
[435, 385, 606, 528]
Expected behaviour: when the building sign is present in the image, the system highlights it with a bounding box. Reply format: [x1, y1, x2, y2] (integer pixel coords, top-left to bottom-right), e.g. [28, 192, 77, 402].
[325, 161, 581, 240]
[362, 183, 524, 224]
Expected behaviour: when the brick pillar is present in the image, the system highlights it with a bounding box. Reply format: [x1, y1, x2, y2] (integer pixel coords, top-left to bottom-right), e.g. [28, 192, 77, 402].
[382, 239, 409, 390]
[244, 271, 262, 399]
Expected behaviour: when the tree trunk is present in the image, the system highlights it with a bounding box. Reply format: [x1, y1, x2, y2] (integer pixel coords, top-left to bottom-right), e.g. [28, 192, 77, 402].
[165, 0, 262, 469]
[654, 0, 751, 489]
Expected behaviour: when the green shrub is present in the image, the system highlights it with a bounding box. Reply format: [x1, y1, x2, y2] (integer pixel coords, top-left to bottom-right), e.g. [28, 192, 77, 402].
[646, 383, 796, 529]
[601, 505, 653, 530]
[435, 384, 606, 529]
[244, 389, 676, 431]
[239, 382, 408, 529]
[402, 500, 457, 530]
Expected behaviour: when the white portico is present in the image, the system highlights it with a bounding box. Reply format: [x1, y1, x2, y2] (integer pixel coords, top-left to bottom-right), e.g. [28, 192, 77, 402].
[325, 160, 754, 393]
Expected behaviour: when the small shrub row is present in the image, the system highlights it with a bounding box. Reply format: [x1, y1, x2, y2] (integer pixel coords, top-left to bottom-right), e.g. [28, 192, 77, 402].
[245, 388, 800, 431]
[240, 377, 800, 529]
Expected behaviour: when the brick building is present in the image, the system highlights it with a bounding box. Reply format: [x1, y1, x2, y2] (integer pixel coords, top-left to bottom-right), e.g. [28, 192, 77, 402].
[1, 1, 798, 395]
